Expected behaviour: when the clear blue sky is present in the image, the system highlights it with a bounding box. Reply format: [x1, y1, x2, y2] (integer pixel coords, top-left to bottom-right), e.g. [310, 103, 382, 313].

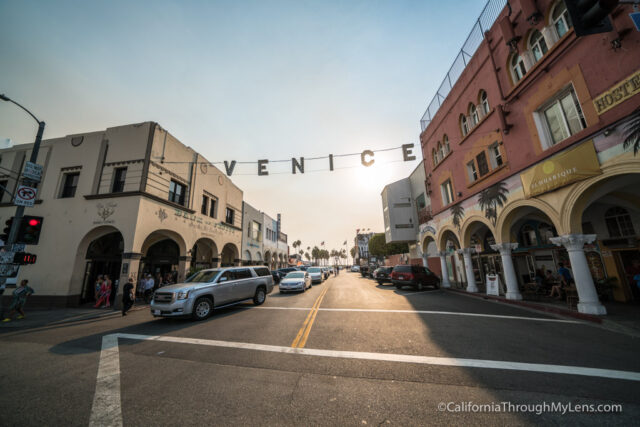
[1, 0, 488, 257]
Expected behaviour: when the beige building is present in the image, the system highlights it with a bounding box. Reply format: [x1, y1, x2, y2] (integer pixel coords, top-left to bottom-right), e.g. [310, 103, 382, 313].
[0, 121, 245, 308]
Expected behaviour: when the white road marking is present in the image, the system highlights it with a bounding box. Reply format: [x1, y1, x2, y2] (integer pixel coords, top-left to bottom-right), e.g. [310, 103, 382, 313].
[90, 332, 640, 423]
[89, 334, 123, 427]
[252, 306, 580, 323]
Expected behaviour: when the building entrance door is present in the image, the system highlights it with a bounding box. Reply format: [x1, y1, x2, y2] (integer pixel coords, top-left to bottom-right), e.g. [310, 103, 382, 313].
[80, 232, 123, 305]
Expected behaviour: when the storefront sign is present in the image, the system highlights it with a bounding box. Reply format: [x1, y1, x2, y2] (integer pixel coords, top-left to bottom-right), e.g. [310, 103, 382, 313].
[592, 69, 640, 115]
[520, 141, 601, 198]
[486, 274, 500, 296]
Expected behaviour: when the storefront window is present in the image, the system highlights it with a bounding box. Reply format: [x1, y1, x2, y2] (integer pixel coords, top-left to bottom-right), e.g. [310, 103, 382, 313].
[605, 207, 635, 237]
[538, 223, 556, 244]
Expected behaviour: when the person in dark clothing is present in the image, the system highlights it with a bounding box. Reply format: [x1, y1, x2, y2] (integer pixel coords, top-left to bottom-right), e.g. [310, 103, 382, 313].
[122, 278, 135, 316]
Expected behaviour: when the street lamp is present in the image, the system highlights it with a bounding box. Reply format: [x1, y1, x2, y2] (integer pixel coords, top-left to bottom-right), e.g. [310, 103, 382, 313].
[0, 94, 45, 284]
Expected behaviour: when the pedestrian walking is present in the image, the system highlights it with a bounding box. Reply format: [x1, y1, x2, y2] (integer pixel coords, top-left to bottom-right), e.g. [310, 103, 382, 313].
[94, 275, 104, 302]
[122, 277, 135, 316]
[144, 274, 155, 303]
[94, 277, 111, 308]
[2, 280, 35, 322]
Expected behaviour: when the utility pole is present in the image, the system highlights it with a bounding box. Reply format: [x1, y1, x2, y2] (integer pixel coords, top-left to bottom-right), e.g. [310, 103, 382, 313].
[0, 94, 45, 288]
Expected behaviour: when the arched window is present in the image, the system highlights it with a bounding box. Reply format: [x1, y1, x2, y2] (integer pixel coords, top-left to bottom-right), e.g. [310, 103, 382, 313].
[437, 142, 444, 161]
[551, 1, 572, 38]
[469, 103, 479, 126]
[479, 90, 490, 115]
[529, 30, 548, 63]
[605, 207, 636, 237]
[443, 134, 450, 155]
[460, 114, 469, 136]
[511, 54, 527, 83]
[432, 148, 438, 166]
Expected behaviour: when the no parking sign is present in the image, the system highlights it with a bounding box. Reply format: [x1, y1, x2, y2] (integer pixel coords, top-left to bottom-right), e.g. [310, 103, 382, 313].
[14, 185, 37, 207]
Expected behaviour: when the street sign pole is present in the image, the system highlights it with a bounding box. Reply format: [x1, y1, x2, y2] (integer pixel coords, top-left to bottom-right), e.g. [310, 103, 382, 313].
[0, 120, 44, 288]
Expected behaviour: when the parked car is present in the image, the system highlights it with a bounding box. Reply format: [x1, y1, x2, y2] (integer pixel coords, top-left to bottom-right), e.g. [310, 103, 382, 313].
[307, 267, 324, 284]
[350, 265, 360, 272]
[360, 265, 370, 277]
[391, 265, 440, 291]
[151, 266, 274, 320]
[373, 266, 393, 284]
[322, 267, 330, 279]
[299, 265, 309, 271]
[278, 267, 299, 275]
[279, 271, 312, 293]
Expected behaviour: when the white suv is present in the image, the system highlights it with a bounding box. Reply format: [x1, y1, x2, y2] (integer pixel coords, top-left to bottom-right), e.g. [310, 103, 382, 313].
[151, 266, 274, 320]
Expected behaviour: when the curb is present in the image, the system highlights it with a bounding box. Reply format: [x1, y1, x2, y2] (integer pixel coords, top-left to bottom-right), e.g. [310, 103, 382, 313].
[445, 287, 603, 324]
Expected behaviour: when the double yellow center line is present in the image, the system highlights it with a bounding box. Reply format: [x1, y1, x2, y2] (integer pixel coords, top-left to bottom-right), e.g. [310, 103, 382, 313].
[291, 286, 329, 348]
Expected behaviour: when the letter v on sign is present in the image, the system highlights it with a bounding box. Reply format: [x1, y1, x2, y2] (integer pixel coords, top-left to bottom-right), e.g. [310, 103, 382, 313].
[224, 160, 236, 176]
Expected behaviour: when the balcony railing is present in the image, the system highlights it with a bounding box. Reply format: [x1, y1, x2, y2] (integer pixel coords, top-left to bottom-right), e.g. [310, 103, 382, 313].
[418, 207, 433, 225]
[419, 0, 506, 131]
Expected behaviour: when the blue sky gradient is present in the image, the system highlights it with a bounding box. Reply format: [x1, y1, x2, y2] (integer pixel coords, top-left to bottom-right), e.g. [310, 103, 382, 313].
[1, 0, 489, 256]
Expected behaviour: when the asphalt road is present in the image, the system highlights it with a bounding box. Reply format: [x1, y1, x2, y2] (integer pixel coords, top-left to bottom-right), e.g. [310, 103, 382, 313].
[1, 271, 639, 426]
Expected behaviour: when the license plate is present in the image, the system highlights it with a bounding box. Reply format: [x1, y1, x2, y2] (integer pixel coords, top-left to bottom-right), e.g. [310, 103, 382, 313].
[398, 276, 404, 280]
[153, 310, 160, 315]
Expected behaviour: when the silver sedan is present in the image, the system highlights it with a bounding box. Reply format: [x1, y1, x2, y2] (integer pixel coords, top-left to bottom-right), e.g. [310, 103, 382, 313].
[279, 271, 312, 293]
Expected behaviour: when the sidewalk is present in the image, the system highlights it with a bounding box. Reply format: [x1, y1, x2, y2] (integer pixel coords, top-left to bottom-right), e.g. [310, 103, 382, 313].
[446, 288, 640, 336]
[0, 303, 148, 330]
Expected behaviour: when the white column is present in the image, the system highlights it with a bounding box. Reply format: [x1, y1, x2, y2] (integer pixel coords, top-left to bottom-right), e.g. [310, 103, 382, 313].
[422, 254, 428, 268]
[438, 251, 451, 288]
[550, 234, 606, 315]
[457, 248, 478, 293]
[490, 243, 522, 300]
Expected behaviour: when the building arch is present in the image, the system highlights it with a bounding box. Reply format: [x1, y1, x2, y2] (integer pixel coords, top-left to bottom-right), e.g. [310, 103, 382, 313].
[460, 215, 496, 248]
[243, 250, 252, 265]
[254, 251, 263, 263]
[496, 199, 562, 243]
[221, 242, 240, 267]
[436, 226, 461, 252]
[562, 161, 640, 234]
[264, 250, 272, 266]
[71, 225, 126, 305]
[191, 237, 219, 270]
[421, 234, 438, 257]
[139, 229, 187, 256]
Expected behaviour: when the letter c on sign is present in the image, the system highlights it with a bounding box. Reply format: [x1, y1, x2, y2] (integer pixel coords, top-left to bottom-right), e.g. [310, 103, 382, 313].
[361, 150, 374, 167]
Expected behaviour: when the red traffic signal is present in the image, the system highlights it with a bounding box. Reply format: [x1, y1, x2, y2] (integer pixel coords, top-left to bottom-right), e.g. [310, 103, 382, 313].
[13, 252, 37, 265]
[17, 215, 43, 245]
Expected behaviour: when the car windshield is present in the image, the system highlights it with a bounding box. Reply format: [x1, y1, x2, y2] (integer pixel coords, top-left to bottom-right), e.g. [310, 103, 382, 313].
[308, 267, 321, 273]
[393, 265, 412, 273]
[185, 270, 220, 283]
[286, 272, 305, 279]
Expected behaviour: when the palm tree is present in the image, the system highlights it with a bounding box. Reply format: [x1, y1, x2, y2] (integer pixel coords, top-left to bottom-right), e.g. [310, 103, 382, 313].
[478, 181, 509, 226]
[450, 203, 465, 232]
[623, 107, 640, 155]
[304, 252, 310, 261]
[292, 240, 302, 251]
[312, 246, 320, 265]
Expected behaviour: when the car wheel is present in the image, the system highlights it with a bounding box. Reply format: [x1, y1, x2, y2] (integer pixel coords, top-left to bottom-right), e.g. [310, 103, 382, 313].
[192, 297, 212, 321]
[395, 284, 402, 290]
[253, 286, 267, 305]
[377, 280, 383, 285]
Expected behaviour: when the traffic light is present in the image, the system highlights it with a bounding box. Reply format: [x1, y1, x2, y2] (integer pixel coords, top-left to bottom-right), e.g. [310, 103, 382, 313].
[565, 0, 619, 37]
[13, 252, 37, 265]
[1, 217, 14, 244]
[17, 216, 43, 245]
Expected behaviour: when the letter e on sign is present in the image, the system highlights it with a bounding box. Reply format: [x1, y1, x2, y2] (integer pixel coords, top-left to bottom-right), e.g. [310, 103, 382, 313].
[402, 144, 416, 161]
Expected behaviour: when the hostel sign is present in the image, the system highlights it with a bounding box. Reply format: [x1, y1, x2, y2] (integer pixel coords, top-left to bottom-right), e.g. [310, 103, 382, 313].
[592, 69, 640, 115]
[520, 141, 601, 198]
